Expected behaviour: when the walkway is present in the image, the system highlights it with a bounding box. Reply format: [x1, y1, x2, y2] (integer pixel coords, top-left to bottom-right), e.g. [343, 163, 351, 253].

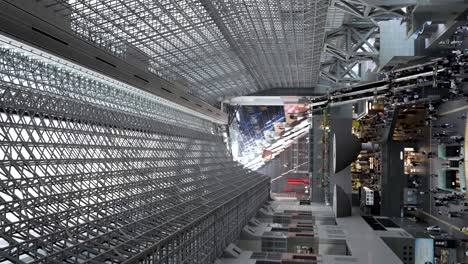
[420, 99, 468, 232]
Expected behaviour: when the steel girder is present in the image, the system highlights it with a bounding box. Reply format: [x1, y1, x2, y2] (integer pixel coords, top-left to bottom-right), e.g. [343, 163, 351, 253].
[200, 0, 330, 90]
[0, 1, 227, 122]
[330, 0, 405, 20]
[0, 47, 215, 134]
[320, 0, 404, 84]
[320, 60, 362, 83]
[325, 25, 379, 61]
[320, 24, 379, 83]
[0, 46, 270, 263]
[16, 0, 330, 103]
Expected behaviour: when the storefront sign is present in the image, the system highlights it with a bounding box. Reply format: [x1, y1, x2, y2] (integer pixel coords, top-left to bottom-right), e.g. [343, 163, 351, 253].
[415, 238, 434, 264]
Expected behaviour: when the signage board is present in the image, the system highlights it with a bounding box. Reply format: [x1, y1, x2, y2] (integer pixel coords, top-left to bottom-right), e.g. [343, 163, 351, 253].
[415, 238, 434, 264]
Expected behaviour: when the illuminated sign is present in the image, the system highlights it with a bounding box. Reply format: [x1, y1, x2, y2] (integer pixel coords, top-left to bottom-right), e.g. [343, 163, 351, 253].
[434, 239, 456, 248]
[415, 238, 434, 264]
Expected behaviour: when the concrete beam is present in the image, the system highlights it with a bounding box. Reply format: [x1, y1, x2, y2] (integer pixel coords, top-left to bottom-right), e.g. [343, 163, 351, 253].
[425, 13, 467, 49]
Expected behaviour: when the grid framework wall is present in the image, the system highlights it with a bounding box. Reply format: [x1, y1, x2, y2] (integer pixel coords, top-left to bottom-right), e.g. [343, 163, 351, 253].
[19, 0, 329, 103]
[0, 46, 270, 263]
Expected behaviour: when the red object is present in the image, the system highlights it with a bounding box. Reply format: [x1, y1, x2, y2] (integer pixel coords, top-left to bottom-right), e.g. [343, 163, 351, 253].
[262, 149, 273, 160]
[287, 178, 310, 185]
[284, 104, 309, 114]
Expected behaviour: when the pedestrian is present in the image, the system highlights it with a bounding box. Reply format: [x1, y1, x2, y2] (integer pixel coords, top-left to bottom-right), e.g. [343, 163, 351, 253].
[441, 123, 454, 129]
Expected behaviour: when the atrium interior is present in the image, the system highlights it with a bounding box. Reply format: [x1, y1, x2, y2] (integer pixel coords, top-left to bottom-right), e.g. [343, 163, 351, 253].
[0, 0, 467, 263]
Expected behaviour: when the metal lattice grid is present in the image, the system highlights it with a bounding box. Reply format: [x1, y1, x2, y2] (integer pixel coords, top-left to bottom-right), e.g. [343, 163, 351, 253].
[209, 0, 330, 89]
[33, 0, 330, 103]
[0, 46, 270, 263]
[321, 5, 346, 64]
[320, 24, 379, 83]
[0, 46, 213, 133]
[320, 0, 405, 84]
[48, 0, 259, 103]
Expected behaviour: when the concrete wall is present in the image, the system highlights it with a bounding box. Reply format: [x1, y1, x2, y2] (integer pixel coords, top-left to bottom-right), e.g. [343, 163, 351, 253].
[379, 20, 415, 67]
[381, 142, 407, 217]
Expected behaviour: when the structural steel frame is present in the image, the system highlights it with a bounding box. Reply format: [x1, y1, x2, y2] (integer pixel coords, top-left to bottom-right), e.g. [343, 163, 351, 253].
[320, 24, 379, 83]
[20, 0, 329, 102]
[330, 0, 405, 20]
[320, 0, 405, 84]
[0, 47, 212, 133]
[0, 46, 270, 263]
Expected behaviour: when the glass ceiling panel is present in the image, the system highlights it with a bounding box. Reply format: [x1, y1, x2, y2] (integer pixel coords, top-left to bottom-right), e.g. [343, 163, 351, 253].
[211, 0, 329, 89]
[45, 0, 330, 103]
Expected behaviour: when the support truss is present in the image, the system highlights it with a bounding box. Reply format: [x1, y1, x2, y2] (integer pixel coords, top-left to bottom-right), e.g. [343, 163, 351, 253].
[330, 0, 405, 20]
[320, 0, 405, 84]
[325, 25, 379, 61]
[0, 47, 214, 134]
[320, 60, 362, 83]
[14, 0, 330, 102]
[321, 24, 379, 83]
[0, 46, 270, 263]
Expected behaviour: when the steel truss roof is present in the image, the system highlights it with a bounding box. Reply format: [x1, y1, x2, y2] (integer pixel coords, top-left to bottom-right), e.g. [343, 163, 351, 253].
[0, 47, 213, 133]
[0, 46, 270, 263]
[320, 0, 406, 84]
[38, 0, 329, 103]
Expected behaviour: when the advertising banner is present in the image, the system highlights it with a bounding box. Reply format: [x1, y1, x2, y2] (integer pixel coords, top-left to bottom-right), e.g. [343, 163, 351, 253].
[415, 238, 434, 264]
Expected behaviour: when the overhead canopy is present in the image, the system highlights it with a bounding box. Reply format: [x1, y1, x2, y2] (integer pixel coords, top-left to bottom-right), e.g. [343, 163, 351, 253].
[332, 119, 362, 173]
[42, 0, 329, 103]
